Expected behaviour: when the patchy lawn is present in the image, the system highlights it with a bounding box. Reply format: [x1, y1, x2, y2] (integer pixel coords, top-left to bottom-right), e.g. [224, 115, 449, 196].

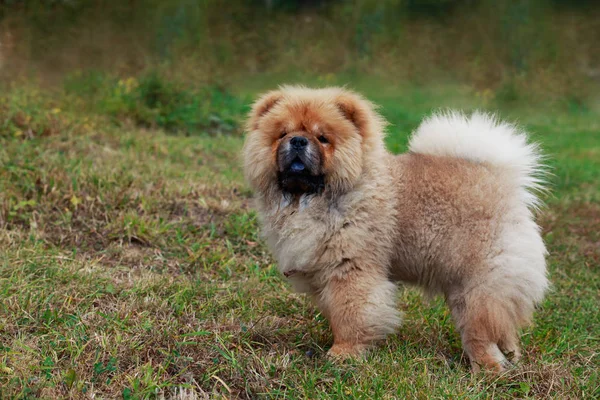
[1, 84, 599, 399]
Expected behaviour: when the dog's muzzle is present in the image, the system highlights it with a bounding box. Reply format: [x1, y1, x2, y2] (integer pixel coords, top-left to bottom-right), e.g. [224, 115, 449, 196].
[277, 136, 324, 194]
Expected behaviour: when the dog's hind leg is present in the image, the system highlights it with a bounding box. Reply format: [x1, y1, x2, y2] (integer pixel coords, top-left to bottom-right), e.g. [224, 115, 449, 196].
[448, 215, 548, 372]
[449, 291, 516, 372]
[498, 330, 522, 363]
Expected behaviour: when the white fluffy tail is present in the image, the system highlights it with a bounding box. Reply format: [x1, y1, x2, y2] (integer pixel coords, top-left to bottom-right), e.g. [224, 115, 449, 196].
[408, 111, 546, 210]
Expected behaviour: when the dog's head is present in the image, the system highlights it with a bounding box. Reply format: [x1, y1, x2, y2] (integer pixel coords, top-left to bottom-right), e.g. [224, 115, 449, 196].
[243, 86, 386, 196]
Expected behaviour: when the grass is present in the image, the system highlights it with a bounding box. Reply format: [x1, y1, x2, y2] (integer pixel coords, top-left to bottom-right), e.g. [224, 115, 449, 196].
[0, 78, 599, 399]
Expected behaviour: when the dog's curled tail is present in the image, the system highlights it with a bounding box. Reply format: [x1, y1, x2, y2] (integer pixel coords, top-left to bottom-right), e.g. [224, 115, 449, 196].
[408, 111, 547, 210]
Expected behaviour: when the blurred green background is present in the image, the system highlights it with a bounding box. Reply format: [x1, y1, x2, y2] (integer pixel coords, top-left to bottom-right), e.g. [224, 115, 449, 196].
[1, 0, 599, 130]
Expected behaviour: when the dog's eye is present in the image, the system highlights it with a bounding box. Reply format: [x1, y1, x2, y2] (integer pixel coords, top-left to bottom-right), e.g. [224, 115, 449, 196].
[279, 131, 287, 139]
[318, 135, 329, 144]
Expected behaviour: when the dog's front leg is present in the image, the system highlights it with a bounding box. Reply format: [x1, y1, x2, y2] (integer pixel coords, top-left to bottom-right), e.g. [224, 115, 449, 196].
[316, 266, 401, 358]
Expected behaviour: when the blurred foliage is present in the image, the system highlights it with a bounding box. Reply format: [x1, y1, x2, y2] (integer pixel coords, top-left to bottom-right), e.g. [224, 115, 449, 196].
[0, 0, 598, 104]
[0, 72, 249, 138]
[63, 71, 248, 134]
[0, 85, 78, 139]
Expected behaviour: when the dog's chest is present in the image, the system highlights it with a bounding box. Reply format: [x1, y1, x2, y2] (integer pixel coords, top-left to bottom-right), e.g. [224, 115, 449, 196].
[262, 196, 344, 275]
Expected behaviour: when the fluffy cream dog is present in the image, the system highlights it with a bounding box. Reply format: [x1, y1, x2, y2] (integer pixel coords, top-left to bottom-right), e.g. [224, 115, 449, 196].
[243, 86, 548, 372]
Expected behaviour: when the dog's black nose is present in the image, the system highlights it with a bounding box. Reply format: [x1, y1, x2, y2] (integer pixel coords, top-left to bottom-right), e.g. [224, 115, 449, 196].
[290, 136, 308, 149]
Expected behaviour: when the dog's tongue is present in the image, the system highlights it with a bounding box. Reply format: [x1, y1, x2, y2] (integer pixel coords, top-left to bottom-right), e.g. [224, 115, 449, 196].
[290, 160, 305, 172]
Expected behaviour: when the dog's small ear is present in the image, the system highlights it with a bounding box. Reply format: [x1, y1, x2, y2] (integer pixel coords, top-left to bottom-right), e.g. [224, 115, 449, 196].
[335, 93, 371, 135]
[247, 90, 283, 131]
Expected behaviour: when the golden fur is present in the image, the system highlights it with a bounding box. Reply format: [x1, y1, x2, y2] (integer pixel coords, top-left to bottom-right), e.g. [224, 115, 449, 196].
[243, 86, 548, 372]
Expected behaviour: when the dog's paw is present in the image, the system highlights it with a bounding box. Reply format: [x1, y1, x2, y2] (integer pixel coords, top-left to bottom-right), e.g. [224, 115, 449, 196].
[471, 354, 514, 374]
[327, 343, 367, 361]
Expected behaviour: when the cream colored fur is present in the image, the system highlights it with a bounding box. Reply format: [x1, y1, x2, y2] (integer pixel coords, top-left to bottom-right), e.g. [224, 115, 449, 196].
[243, 86, 548, 372]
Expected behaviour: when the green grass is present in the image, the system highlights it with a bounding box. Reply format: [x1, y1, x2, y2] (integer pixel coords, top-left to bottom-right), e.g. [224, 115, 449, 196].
[0, 79, 599, 399]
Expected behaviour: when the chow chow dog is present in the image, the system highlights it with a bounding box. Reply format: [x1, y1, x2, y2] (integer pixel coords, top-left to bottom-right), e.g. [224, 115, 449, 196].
[242, 86, 548, 372]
